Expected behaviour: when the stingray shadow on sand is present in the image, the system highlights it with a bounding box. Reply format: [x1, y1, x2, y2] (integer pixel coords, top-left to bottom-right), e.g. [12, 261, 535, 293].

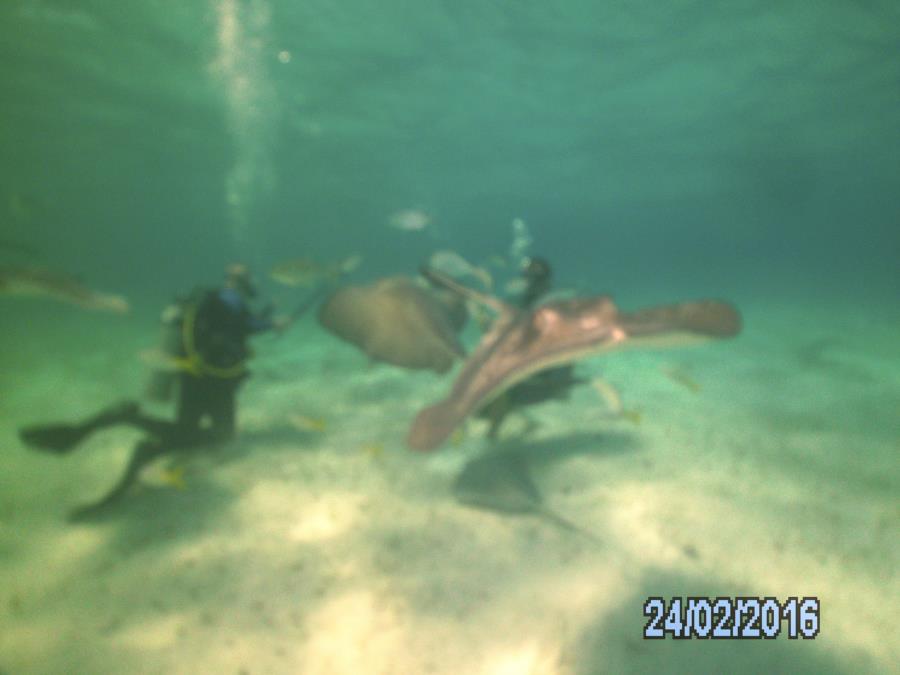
[450, 430, 641, 544]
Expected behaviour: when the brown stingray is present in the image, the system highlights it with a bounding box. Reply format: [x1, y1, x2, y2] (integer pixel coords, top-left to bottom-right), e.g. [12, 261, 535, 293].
[317, 276, 468, 374]
[0, 266, 129, 313]
[407, 268, 741, 451]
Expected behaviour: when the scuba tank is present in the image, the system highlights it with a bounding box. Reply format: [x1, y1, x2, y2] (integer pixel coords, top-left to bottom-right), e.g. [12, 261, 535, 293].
[144, 286, 252, 402]
[144, 300, 189, 402]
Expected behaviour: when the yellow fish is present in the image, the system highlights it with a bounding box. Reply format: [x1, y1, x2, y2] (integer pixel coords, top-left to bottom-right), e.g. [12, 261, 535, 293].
[361, 443, 384, 460]
[140, 462, 187, 490]
[620, 409, 642, 426]
[591, 376, 623, 414]
[450, 427, 467, 446]
[270, 254, 362, 287]
[159, 467, 187, 491]
[591, 376, 641, 425]
[661, 365, 701, 393]
[289, 414, 328, 433]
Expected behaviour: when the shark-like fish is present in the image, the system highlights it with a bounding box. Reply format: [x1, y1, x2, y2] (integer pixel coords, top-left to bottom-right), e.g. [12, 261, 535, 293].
[269, 254, 362, 287]
[407, 267, 741, 451]
[0, 266, 128, 313]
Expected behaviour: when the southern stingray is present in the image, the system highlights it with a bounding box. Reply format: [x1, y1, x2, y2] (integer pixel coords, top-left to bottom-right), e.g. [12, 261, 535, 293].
[408, 267, 741, 451]
[317, 275, 468, 374]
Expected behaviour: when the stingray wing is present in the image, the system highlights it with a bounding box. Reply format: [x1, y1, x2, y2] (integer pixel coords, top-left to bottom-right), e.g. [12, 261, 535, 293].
[407, 297, 741, 451]
[318, 276, 466, 373]
[615, 299, 741, 349]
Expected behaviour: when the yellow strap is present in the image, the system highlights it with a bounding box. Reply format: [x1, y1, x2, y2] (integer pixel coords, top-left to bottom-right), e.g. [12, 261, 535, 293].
[180, 301, 247, 379]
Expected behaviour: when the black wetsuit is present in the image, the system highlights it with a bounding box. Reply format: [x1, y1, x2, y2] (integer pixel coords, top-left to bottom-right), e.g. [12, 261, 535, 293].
[174, 286, 273, 440]
[480, 275, 582, 439]
[19, 285, 274, 519]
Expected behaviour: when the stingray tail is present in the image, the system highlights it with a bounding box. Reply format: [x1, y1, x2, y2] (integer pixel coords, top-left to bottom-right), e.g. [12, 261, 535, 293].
[540, 508, 604, 546]
[618, 300, 741, 339]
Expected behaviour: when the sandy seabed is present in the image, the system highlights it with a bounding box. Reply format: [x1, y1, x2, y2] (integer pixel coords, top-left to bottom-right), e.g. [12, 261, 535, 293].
[0, 295, 898, 675]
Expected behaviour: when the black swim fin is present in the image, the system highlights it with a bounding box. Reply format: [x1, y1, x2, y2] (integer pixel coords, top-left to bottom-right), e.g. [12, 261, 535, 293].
[67, 438, 166, 522]
[18, 423, 92, 454]
[18, 401, 141, 454]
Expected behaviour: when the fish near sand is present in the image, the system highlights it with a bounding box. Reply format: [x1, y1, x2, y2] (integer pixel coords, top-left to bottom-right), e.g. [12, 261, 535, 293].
[591, 376, 641, 425]
[139, 462, 187, 491]
[317, 275, 467, 373]
[0, 266, 129, 313]
[407, 267, 740, 451]
[289, 414, 328, 433]
[361, 443, 385, 461]
[270, 254, 362, 287]
[388, 208, 430, 231]
[661, 364, 702, 393]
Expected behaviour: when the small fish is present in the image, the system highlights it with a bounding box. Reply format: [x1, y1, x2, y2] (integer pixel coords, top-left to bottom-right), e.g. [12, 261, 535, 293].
[428, 250, 493, 289]
[289, 414, 328, 433]
[450, 426, 467, 446]
[0, 266, 129, 313]
[338, 253, 363, 274]
[591, 376, 641, 424]
[661, 365, 701, 393]
[270, 254, 361, 287]
[361, 443, 384, 460]
[503, 278, 528, 295]
[620, 409, 642, 426]
[486, 255, 508, 269]
[388, 209, 430, 231]
[139, 462, 187, 490]
[159, 467, 187, 490]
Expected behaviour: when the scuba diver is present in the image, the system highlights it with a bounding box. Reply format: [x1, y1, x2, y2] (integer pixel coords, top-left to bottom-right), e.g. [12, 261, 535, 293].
[18, 263, 287, 521]
[478, 256, 585, 440]
[516, 256, 554, 310]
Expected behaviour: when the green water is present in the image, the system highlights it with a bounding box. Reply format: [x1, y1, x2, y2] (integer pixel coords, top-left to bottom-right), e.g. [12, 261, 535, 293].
[1, 2, 898, 674]
[2, 1, 898, 298]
